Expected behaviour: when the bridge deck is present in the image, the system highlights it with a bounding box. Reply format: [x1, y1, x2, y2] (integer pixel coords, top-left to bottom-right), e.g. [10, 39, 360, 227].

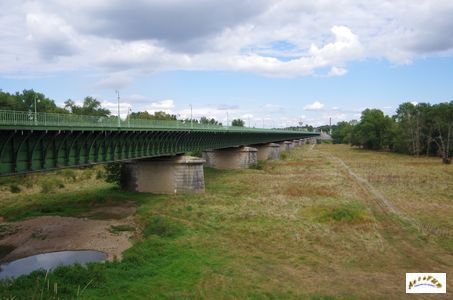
[0, 110, 319, 175]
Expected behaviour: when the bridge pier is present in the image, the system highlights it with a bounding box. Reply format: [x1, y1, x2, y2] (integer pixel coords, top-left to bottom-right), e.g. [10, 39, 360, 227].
[202, 146, 258, 169]
[278, 141, 293, 152]
[253, 143, 280, 161]
[122, 156, 205, 194]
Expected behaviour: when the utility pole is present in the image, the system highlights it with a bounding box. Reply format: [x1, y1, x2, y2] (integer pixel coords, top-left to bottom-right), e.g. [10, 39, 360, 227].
[127, 106, 131, 127]
[34, 95, 37, 125]
[329, 117, 332, 134]
[190, 104, 193, 128]
[115, 90, 120, 127]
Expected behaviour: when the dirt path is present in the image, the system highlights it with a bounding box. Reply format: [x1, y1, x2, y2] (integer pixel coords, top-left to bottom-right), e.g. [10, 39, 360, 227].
[0, 205, 137, 262]
[313, 145, 453, 270]
[316, 146, 453, 239]
[320, 148, 399, 215]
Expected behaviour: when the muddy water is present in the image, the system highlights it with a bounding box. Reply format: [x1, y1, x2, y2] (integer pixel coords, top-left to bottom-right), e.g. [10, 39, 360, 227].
[0, 250, 106, 280]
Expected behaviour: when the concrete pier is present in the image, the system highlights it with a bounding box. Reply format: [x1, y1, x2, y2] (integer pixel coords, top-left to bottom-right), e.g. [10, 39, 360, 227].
[253, 143, 280, 161]
[203, 146, 258, 169]
[278, 141, 292, 152]
[122, 155, 205, 194]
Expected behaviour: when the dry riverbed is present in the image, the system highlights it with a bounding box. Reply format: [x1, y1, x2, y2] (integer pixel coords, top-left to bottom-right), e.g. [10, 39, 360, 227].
[0, 204, 137, 262]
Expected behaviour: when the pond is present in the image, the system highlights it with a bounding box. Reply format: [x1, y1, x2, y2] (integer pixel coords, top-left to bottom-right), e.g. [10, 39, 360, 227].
[0, 250, 106, 280]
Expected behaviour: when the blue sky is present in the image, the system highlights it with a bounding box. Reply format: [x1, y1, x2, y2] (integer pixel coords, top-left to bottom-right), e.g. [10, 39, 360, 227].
[1, 1, 453, 127]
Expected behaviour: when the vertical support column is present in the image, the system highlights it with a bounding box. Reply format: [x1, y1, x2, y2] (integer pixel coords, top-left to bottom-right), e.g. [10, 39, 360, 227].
[122, 155, 205, 194]
[202, 146, 258, 169]
[253, 143, 280, 161]
[278, 141, 292, 152]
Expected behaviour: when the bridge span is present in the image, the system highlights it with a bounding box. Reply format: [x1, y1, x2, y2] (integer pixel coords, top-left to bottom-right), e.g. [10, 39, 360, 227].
[0, 110, 319, 193]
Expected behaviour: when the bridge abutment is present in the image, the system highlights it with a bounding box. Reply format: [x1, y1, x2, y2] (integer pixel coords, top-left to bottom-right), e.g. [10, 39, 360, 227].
[122, 156, 205, 194]
[202, 146, 258, 169]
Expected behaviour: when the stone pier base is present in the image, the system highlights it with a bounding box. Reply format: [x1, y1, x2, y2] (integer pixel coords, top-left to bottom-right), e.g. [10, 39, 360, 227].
[122, 156, 205, 194]
[253, 143, 280, 161]
[292, 140, 301, 147]
[202, 146, 258, 169]
[278, 141, 293, 152]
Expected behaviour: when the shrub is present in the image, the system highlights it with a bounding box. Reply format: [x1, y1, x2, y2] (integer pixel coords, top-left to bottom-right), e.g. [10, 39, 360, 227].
[280, 152, 288, 160]
[96, 170, 105, 180]
[80, 169, 94, 181]
[58, 169, 77, 182]
[9, 184, 21, 193]
[250, 160, 266, 170]
[143, 216, 184, 238]
[318, 203, 370, 224]
[39, 178, 65, 194]
[105, 163, 124, 185]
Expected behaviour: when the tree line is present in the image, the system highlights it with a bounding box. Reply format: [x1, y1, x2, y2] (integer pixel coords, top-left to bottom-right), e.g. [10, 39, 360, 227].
[331, 101, 453, 164]
[0, 89, 246, 126]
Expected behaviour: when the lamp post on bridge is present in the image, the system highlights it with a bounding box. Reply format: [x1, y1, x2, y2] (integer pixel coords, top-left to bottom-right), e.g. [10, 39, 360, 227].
[189, 104, 193, 129]
[34, 95, 38, 125]
[115, 90, 120, 127]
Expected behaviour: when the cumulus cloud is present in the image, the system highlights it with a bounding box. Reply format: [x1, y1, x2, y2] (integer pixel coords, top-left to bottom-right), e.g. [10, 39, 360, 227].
[304, 101, 325, 110]
[25, 12, 80, 60]
[148, 99, 175, 112]
[2, 0, 453, 78]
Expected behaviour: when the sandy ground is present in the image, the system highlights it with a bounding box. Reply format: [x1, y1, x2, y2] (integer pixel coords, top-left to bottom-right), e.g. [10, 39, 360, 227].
[0, 204, 137, 262]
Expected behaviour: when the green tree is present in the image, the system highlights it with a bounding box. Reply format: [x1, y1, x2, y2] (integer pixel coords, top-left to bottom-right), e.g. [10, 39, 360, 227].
[351, 109, 395, 150]
[0, 89, 66, 113]
[331, 121, 355, 144]
[231, 118, 245, 127]
[431, 101, 453, 164]
[64, 97, 110, 117]
[200, 116, 222, 126]
[129, 111, 176, 120]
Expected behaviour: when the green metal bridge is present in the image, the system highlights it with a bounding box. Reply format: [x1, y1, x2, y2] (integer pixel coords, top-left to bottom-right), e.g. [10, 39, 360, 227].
[0, 110, 319, 176]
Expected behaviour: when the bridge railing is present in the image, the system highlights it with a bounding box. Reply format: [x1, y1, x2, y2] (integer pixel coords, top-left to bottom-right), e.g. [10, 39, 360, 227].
[0, 110, 312, 133]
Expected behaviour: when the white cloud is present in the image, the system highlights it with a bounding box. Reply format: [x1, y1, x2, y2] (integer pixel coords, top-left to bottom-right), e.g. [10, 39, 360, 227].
[2, 1, 453, 80]
[304, 101, 325, 110]
[91, 73, 133, 90]
[328, 66, 348, 77]
[148, 99, 175, 113]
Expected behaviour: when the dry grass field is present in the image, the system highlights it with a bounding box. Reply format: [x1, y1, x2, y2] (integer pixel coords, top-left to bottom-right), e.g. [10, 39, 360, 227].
[1, 144, 452, 299]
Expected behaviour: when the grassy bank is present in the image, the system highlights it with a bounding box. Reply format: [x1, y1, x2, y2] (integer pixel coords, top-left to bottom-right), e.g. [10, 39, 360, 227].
[1, 145, 452, 299]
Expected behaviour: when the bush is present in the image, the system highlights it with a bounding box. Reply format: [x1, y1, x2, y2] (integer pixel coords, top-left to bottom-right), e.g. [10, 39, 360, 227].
[143, 216, 184, 238]
[39, 178, 65, 194]
[96, 170, 105, 180]
[280, 152, 288, 160]
[58, 169, 77, 182]
[250, 160, 266, 170]
[318, 203, 370, 224]
[9, 184, 21, 193]
[105, 163, 124, 185]
[80, 169, 94, 181]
